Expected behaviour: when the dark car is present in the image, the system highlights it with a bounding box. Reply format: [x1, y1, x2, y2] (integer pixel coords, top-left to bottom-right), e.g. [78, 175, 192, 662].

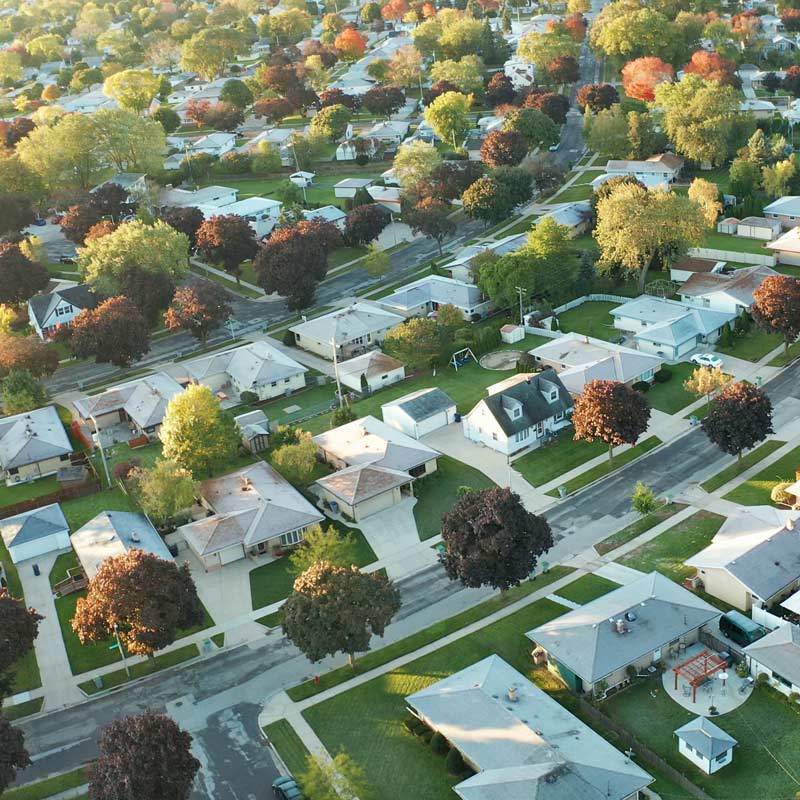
[272, 776, 305, 800]
[59, 255, 76, 264]
[33, 217, 47, 226]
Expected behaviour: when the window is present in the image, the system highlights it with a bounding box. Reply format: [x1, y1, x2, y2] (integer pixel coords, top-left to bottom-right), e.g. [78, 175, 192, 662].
[684, 743, 694, 754]
[773, 671, 792, 688]
[284, 378, 291, 383]
[492, 432, 498, 440]
[715, 752, 728, 763]
[549, 389, 558, 402]
[513, 407, 521, 418]
[515, 429, 528, 442]
[381, 374, 388, 380]
[555, 412, 564, 421]
[281, 529, 303, 546]
[271, 381, 277, 387]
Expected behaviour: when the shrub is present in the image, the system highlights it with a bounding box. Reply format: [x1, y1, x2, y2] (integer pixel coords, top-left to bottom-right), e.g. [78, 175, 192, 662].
[420, 729, 434, 744]
[112, 458, 141, 480]
[788, 691, 799, 705]
[239, 390, 258, 404]
[756, 672, 769, 685]
[516, 352, 537, 373]
[632, 381, 650, 393]
[654, 368, 672, 383]
[331, 406, 356, 427]
[221, 152, 252, 173]
[771, 480, 794, 506]
[403, 716, 419, 733]
[430, 732, 448, 754]
[445, 747, 464, 775]
[283, 329, 296, 346]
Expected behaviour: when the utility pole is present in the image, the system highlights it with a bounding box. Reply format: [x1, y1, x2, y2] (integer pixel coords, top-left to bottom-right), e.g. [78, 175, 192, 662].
[331, 316, 344, 410]
[515, 286, 527, 326]
[90, 416, 111, 488]
[112, 622, 131, 678]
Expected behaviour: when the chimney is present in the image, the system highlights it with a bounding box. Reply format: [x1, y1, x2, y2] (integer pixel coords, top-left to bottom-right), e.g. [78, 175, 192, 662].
[786, 517, 795, 531]
[615, 619, 626, 635]
[507, 686, 518, 702]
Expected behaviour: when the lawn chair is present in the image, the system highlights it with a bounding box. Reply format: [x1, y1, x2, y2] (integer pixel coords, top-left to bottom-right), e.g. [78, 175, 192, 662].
[682, 685, 691, 698]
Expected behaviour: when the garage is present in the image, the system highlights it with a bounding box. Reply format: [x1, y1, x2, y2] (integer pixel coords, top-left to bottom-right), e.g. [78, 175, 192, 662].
[381, 388, 457, 440]
[0, 503, 71, 564]
[315, 464, 413, 522]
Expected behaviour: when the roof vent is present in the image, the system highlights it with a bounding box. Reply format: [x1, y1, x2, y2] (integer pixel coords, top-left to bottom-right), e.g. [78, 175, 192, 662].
[625, 611, 637, 622]
[508, 686, 518, 702]
[615, 619, 627, 635]
[130, 532, 141, 543]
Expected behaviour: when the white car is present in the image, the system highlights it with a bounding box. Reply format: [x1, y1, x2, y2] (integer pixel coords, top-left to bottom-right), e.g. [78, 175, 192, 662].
[690, 353, 724, 369]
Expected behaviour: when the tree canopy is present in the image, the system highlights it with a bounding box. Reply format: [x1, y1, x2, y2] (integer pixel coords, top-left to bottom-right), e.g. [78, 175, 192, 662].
[702, 381, 774, 461]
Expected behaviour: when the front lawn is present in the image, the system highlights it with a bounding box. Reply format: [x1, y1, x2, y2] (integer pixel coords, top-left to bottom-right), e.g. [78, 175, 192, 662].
[700, 439, 786, 493]
[701, 230, 769, 255]
[594, 503, 687, 556]
[263, 719, 311, 779]
[617, 510, 725, 582]
[717, 327, 782, 362]
[4, 768, 87, 800]
[413, 456, 495, 541]
[514, 431, 606, 487]
[550, 182, 593, 203]
[644, 363, 698, 415]
[555, 301, 619, 341]
[553, 573, 619, 605]
[768, 339, 800, 367]
[722, 443, 800, 505]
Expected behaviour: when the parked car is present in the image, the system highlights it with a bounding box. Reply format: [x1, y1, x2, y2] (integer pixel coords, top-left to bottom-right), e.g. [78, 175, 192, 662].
[272, 776, 305, 800]
[59, 255, 76, 265]
[32, 217, 47, 226]
[690, 353, 723, 369]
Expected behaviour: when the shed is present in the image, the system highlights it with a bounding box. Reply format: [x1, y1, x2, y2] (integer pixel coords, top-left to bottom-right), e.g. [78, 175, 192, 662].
[234, 409, 269, 453]
[716, 217, 739, 235]
[381, 388, 457, 439]
[675, 717, 737, 775]
[337, 351, 406, 394]
[501, 324, 525, 344]
[0, 503, 70, 564]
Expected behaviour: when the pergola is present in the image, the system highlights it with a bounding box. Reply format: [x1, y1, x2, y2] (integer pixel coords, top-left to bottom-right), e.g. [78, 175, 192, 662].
[673, 649, 727, 703]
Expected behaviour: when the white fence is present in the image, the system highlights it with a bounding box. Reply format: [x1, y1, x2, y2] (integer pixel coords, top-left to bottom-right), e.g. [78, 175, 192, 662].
[752, 606, 787, 631]
[688, 247, 776, 267]
[524, 325, 562, 338]
[552, 293, 632, 314]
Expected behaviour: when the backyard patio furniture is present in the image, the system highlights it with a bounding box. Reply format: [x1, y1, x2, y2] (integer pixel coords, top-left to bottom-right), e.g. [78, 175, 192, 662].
[673, 649, 728, 703]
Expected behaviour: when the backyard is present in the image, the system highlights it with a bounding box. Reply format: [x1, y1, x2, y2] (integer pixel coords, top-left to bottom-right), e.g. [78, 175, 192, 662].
[554, 301, 619, 341]
[722, 444, 800, 506]
[700, 230, 770, 255]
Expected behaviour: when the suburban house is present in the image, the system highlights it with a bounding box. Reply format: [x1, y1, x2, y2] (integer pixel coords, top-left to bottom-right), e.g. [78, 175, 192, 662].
[333, 178, 375, 199]
[215, 197, 282, 239]
[406, 655, 654, 800]
[312, 415, 439, 520]
[0, 406, 73, 485]
[678, 265, 779, 315]
[529, 334, 663, 395]
[603, 153, 684, 183]
[72, 373, 184, 442]
[336, 351, 406, 394]
[289, 171, 315, 187]
[528, 572, 720, 696]
[462, 370, 573, 456]
[674, 717, 737, 775]
[766, 227, 800, 265]
[533, 201, 591, 237]
[442, 232, 527, 283]
[591, 172, 669, 192]
[716, 216, 781, 241]
[685, 506, 800, 611]
[179, 341, 308, 403]
[610, 297, 736, 360]
[763, 195, 800, 229]
[382, 388, 457, 439]
[744, 623, 800, 698]
[0, 503, 70, 564]
[28, 284, 99, 340]
[335, 138, 379, 162]
[739, 98, 776, 119]
[93, 172, 146, 202]
[162, 185, 239, 211]
[379, 276, 493, 321]
[178, 462, 324, 570]
[233, 409, 270, 454]
[669, 257, 728, 283]
[366, 185, 402, 213]
[186, 131, 236, 157]
[366, 120, 409, 145]
[289, 302, 405, 360]
[71, 511, 173, 579]
[302, 205, 347, 231]
[504, 54, 537, 88]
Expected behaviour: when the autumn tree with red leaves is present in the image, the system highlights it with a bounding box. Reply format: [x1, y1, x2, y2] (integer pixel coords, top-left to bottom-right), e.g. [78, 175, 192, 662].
[0, 241, 49, 305]
[0, 334, 58, 378]
[164, 278, 232, 343]
[751, 274, 800, 353]
[702, 381, 773, 463]
[196, 214, 259, 284]
[684, 51, 740, 88]
[548, 55, 579, 84]
[525, 91, 570, 124]
[621, 56, 674, 102]
[481, 129, 528, 167]
[70, 296, 150, 367]
[335, 28, 368, 61]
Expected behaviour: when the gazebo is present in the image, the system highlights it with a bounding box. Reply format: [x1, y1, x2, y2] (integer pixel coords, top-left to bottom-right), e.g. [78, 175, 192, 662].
[673, 649, 727, 703]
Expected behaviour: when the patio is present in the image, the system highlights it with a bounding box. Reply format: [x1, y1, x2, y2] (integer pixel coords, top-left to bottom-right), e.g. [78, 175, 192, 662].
[661, 643, 753, 715]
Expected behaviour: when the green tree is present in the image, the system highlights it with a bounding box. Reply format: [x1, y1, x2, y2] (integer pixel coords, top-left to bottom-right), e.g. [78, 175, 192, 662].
[688, 178, 723, 227]
[219, 78, 254, 109]
[27, 34, 65, 63]
[263, 8, 313, 44]
[518, 30, 580, 74]
[626, 111, 661, 160]
[762, 158, 798, 199]
[631, 482, 658, 516]
[363, 242, 390, 276]
[153, 107, 181, 134]
[310, 104, 352, 141]
[439, 17, 484, 59]
[429, 56, 484, 94]
[272, 433, 318, 485]
[383, 317, 441, 369]
[586, 105, 629, 159]
[392, 140, 442, 189]
[91, 109, 167, 174]
[0, 52, 22, 84]
[729, 157, 762, 197]
[181, 28, 248, 80]
[462, 176, 515, 225]
[130, 459, 199, 525]
[103, 69, 160, 113]
[289, 525, 360, 575]
[1, 370, 48, 415]
[424, 91, 472, 150]
[590, 5, 677, 61]
[299, 751, 375, 800]
[503, 108, 559, 150]
[527, 217, 570, 262]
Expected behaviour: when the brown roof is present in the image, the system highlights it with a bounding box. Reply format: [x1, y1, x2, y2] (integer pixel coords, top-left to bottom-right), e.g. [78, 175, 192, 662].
[317, 464, 411, 505]
[647, 153, 684, 170]
[674, 257, 722, 274]
[680, 266, 778, 301]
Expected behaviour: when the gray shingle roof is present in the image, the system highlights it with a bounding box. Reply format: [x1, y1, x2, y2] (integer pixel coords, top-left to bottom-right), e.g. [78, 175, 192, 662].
[744, 623, 800, 687]
[28, 284, 99, 329]
[381, 388, 456, 422]
[0, 503, 69, 549]
[0, 406, 72, 470]
[674, 717, 737, 760]
[316, 463, 411, 505]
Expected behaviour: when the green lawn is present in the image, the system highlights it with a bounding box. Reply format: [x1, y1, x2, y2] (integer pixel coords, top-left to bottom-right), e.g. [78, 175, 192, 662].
[329, 245, 368, 268]
[550, 182, 593, 203]
[494, 333, 552, 353]
[0, 475, 60, 510]
[4, 697, 43, 721]
[256, 381, 337, 428]
[553, 573, 619, 605]
[722, 443, 800, 505]
[4, 768, 87, 800]
[49, 549, 80, 590]
[768, 338, 800, 367]
[644, 363, 698, 415]
[603, 682, 800, 800]
[555, 301, 619, 341]
[497, 216, 538, 237]
[701, 230, 769, 255]
[546, 436, 662, 497]
[594, 503, 687, 556]
[60, 486, 138, 531]
[717, 328, 782, 362]
[263, 719, 312, 779]
[515, 431, 606, 487]
[249, 521, 377, 610]
[413, 456, 495, 541]
[700, 439, 786, 493]
[617, 510, 725, 582]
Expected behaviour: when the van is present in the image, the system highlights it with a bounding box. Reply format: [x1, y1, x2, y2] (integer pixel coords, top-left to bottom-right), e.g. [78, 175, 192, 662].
[719, 610, 767, 647]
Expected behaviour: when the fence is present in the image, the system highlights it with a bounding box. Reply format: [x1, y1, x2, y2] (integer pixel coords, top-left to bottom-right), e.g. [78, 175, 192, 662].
[688, 247, 776, 267]
[552, 293, 633, 315]
[0, 476, 101, 520]
[523, 326, 562, 339]
[752, 605, 786, 631]
[577, 698, 715, 800]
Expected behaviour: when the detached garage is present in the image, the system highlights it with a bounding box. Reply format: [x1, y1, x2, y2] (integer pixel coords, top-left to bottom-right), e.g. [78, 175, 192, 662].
[381, 388, 457, 439]
[0, 503, 70, 564]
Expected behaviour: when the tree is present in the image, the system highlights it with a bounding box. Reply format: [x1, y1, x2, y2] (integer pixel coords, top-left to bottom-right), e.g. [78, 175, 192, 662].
[27, 34, 65, 63]
[0, 591, 42, 681]
[392, 141, 442, 189]
[219, 78, 253, 109]
[0, 193, 34, 236]
[162, 206, 205, 248]
[103, 69, 160, 113]
[164, 279, 232, 344]
[518, 30, 579, 75]
[390, 46, 424, 91]
[751, 274, 800, 352]
[272, 432, 318, 486]
[299, 752, 374, 800]
[79, 220, 190, 297]
[574, 250, 596, 295]
[405, 197, 456, 256]
[684, 51, 740, 88]
[335, 28, 368, 61]
[427, 161, 485, 201]
[424, 91, 472, 150]
[439, 487, 553, 591]
[462, 176, 515, 225]
[310, 103, 352, 141]
[525, 91, 570, 125]
[503, 108, 559, 150]
[702, 382, 774, 463]
[762, 158, 799, 200]
[572, 379, 651, 461]
[289, 524, 360, 575]
[196, 215, 259, 284]
[631, 482, 658, 516]
[362, 242, 390, 277]
[265, 9, 313, 45]
[595, 182, 707, 291]
[383, 317, 441, 369]
[61, 203, 103, 245]
[729, 158, 762, 199]
[0, 242, 49, 305]
[87, 712, 200, 800]
[684, 366, 731, 406]
[527, 217, 570, 261]
[486, 73, 516, 107]
[1, 369, 49, 415]
[115, 264, 176, 328]
[160, 384, 239, 475]
[0, 716, 30, 794]
[590, 5, 676, 61]
[621, 56, 674, 102]
[181, 28, 248, 80]
[586, 105, 629, 159]
[626, 111, 662, 160]
[0, 334, 58, 379]
[130, 460, 199, 526]
[429, 57, 484, 95]
[0, 51, 22, 84]
[202, 102, 245, 132]
[480, 129, 528, 168]
[548, 54, 579, 84]
[362, 85, 406, 118]
[282, 562, 400, 668]
[688, 178, 723, 228]
[344, 204, 391, 247]
[70, 296, 150, 368]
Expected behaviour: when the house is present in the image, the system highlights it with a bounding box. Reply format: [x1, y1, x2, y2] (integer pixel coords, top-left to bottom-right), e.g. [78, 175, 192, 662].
[289, 171, 315, 187]
[670, 257, 728, 283]
[71, 511, 173, 580]
[28, 284, 99, 340]
[0, 406, 73, 485]
[717, 216, 781, 241]
[313, 415, 439, 520]
[591, 172, 669, 192]
[161, 185, 238, 210]
[527, 572, 721, 696]
[0, 503, 70, 564]
[533, 201, 591, 237]
[678, 265, 779, 315]
[379, 276, 493, 321]
[745, 623, 800, 698]
[739, 98, 776, 119]
[503, 54, 536, 89]
[366, 185, 401, 213]
[674, 717, 737, 775]
[610, 297, 736, 360]
[685, 506, 800, 611]
[233, 410, 269, 454]
[604, 153, 684, 182]
[529, 334, 663, 395]
[766, 227, 800, 265]
[770, 34, 797, 52]
[381, 388, 457, 439]
[442, 232, 528, 283]
[763, 196, 800, 229]
[210, 196, 282, 239]
[178, 462, 324, 570]
[93, 172, 146, 201]
[337, 351, 405, 394]
[365, 120, 409, 145]
[302, 205, 347, 231]
[333, 178, 375, 199]
[335, 138, 379, 162]
[187, 132, 236, 157]
[72, 373, 184, 442]
[289, 302, 405, 360]
[178, 341, 308, 403]
[462, 370, 573, 456]
[406, 655, 654, 800]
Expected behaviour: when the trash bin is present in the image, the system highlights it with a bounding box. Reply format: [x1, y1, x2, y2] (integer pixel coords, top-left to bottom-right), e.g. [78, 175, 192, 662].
[32, 564, 40, 577]
[93, 675, 104, 690]
[558, 486, 567, 498]
[689, 415, 698, 426]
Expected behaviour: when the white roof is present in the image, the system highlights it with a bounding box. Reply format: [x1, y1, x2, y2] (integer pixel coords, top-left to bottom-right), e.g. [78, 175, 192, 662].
[591, 173, 669, 191]
[764, 196, 800, 217]
[162, 185, 237, 208]
[289, 302, 404, 345]
[221, 196, 282, 216]
[740, 99, 776, 112]
[367, 120, 409, 137]
[444, 232, 528, 269]
[744, 623, 800, 688]
[767, 226, 800, 254]
[192, 132, 235, 148]
[380, 276, 486, 313]
[0, 406, 72, 470]
[302, 205, 347, 224]
[535, 202, 590, 230]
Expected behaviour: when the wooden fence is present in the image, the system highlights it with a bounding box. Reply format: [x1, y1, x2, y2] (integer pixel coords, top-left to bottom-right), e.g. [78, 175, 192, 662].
[0, 476, 101, 520]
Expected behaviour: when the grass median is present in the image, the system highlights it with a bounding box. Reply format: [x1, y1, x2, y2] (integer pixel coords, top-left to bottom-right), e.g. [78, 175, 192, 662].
[700, 439, 786, 493]
[594, 502, 687, 556]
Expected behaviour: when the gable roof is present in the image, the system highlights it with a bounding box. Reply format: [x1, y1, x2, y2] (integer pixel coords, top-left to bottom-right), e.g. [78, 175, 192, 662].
[316, 463, 411, 505]
[337, 350, 405, 379]
[764, 195, 800, 217]
[380, 276, 486, 314]
[0, 406, 72, 470]
[0, 503, 69, 550]
[381, 387, 456, 422]
[527, 572, 720, 684]
[289, 303, 405, 345]
[28, 284, 99, 328]
[766, 226, 800, 254]
[605, 155, 683, 174]
[679, 266, 778, 306]
[233, 409, 269, 439]
[674, 717, 737, 759]
[744, 623, 800, 687]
